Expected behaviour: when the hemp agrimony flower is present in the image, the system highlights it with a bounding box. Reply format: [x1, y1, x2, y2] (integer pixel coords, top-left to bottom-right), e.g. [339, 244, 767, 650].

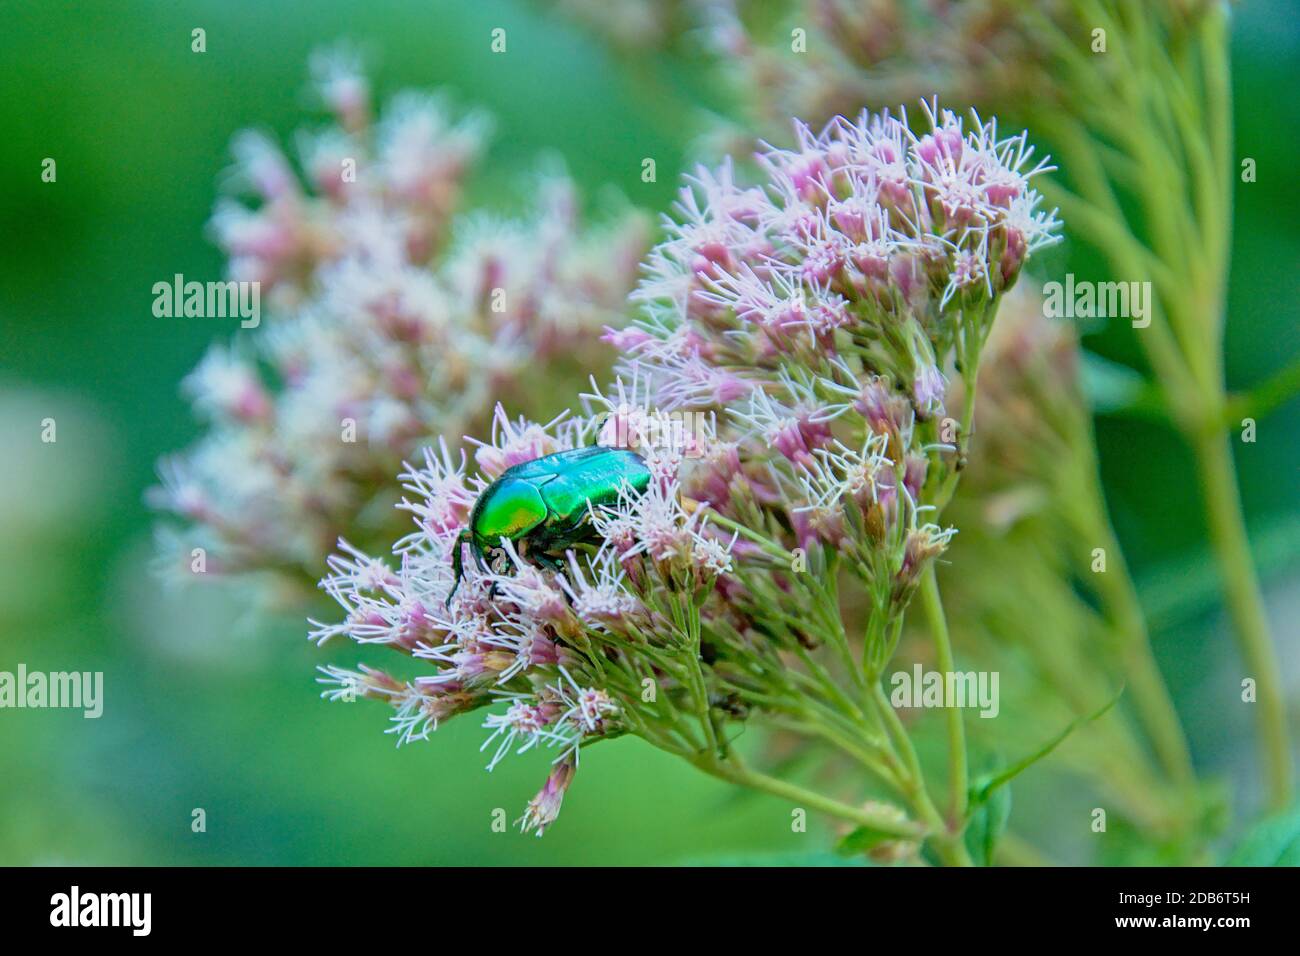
[677, 0, 1296, 816]
[151, 53, 648, 592]
[314, 103, 1063, 862]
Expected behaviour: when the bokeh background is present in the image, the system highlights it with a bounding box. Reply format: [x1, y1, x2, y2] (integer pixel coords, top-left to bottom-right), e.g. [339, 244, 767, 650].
[1, 0, 1296, 865]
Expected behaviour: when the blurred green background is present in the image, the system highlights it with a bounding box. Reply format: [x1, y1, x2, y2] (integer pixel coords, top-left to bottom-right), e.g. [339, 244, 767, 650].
[0, 0, 1296, 865]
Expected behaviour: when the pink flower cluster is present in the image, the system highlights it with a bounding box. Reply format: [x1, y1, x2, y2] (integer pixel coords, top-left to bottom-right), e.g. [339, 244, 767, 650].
[312, 405, 735, 834]
[151, 51, 649, 584]
[311, 103, 1061, 838]
[621, 102, 1059, 419]
[594, 104, 1058, 614]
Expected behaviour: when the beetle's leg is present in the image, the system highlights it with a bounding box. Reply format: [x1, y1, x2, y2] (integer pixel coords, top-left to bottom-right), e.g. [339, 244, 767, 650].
[532, 551, 563, 575]
[482, 545, 504, 600]
[446, 529, 473, 607]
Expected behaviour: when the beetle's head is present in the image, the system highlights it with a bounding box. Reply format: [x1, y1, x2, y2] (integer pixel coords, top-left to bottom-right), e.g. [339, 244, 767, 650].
[447, 480, 548, 607]
[475, 479, 548, 553]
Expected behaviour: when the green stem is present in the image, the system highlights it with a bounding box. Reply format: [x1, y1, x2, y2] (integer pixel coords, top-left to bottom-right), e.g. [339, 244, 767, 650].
[919, 564, 969, 826]
[773, 715, 901, 788]
[1093, 551, 1196, 788]
[1192, 429, 1294, 809]
[707, 756, 925, 839]
[1076, 479, 1197, 786]
[994, 832, 1057, 868]
[681, 599, 720, 757]
[933, 373, 977, 512]
[1055, 1, 1287, 812]
[931, 833, 975, 867]
[867, 683, 958, 837]
[699, 509, 793, 563]
[1185, 4, 1292, 811]
[1224, 352, 1300, 424]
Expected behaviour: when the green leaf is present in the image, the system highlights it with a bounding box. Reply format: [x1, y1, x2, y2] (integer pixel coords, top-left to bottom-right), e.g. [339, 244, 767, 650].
[835, 824, 897, 857]
[970, 689, 1123, 805]
[964, 783, 1012, 867]
[1225, 803, 1300, 866]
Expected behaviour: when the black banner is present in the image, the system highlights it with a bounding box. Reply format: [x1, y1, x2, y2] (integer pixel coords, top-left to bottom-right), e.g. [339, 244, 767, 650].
[0, 866, 1286, 941]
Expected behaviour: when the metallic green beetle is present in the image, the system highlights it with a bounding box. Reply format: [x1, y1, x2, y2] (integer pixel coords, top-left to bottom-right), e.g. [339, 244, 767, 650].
[448, 445, 651, 603]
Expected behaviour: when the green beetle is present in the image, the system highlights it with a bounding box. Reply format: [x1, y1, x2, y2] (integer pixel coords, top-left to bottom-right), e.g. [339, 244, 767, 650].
[448, 445, 651, 603]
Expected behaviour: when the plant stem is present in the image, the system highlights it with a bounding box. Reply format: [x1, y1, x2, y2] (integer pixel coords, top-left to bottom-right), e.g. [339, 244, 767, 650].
[1192, 428, 1293, 808]
[1093, 554, 1197, 787]
[919, 563, 969, 826]
[707, 756, 925, 839]
[1052, 1, 1290, 811]
[934, 333, 982, 512]
[1224, 353, 1300, 424]
[931, 833, 975, 867]
[994, 832, 1056, 867]
[680, 598, 720, 757]
[868, 683, 945, 818]
[698, 508, 793, 563]
[1185, 5, 1292, 811]
[1078, 487, 1196, 786]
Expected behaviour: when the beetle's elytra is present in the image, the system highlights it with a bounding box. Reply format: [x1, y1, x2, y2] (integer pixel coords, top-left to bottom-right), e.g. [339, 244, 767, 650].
[448, 445, 651, 603]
